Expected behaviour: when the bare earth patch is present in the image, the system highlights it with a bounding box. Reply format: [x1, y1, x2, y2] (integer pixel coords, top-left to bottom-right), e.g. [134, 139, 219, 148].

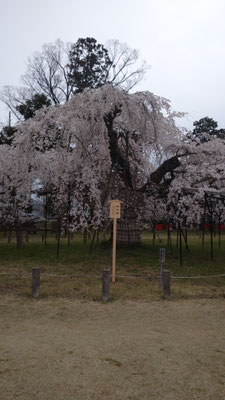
[0, 295, 224, 400]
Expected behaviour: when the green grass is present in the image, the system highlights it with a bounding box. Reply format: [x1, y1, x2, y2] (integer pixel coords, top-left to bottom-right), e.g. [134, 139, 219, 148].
[0, 230, 224, 300]
[103, 358, 122, 367]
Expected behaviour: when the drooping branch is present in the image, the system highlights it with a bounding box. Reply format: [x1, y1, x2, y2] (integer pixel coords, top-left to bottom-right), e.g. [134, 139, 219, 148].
[139, 156, 181, 193]
[150, 156, 181, 184]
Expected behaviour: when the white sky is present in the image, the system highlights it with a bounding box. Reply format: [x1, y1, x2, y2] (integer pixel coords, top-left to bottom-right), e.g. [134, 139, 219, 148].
[1, 0, 225, 130]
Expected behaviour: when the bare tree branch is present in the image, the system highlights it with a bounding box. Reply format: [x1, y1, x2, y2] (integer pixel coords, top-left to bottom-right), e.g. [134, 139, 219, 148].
[106, 40, 149, 91]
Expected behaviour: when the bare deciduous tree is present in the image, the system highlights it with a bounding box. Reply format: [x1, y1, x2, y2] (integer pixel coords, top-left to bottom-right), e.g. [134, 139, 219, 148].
[21, 39, 72, 104]
[0, 86, 33, 121]
[0, 38, 149, 121]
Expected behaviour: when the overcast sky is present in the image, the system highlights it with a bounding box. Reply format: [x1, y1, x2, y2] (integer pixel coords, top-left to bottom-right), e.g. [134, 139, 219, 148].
[1, 0, 225, 130]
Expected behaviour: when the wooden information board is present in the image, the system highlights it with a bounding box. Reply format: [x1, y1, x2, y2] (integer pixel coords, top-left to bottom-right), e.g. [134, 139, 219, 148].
[110, 200, 121, 219]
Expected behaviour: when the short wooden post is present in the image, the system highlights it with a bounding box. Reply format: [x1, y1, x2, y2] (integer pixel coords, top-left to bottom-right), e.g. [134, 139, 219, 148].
[162, 270, 170, 299]
[26, 234, 29, 243]
[32, 267, 40, 298]
[102, 269, 110, 302]
[159, 248, 166, 289]
[159, 262, 163, 289]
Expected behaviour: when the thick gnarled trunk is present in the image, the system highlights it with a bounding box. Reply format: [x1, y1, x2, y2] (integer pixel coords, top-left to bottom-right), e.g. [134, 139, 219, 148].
[117, 220, 141, 245]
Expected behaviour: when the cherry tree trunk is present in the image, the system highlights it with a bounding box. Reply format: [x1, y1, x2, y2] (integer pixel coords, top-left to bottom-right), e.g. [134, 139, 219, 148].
[83, 229, 88, 246]
[15, 226, 23, 249]
[8, 229, 12, 243]
[111, 188, 142, 245]
[117, 220, 141, 245]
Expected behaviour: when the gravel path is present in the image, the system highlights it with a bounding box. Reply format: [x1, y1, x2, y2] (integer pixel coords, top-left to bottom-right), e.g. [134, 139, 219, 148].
[0, 296, 224, 400]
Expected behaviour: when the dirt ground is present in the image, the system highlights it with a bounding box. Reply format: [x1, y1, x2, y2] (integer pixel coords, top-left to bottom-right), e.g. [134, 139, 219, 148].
[0, 296, 224, 400]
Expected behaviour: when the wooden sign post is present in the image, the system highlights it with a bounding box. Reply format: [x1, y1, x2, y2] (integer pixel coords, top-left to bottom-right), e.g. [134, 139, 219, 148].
[109, 200, 122, 283]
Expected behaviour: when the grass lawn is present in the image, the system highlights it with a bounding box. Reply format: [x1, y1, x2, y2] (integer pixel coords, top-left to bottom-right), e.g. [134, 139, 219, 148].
[0, 230, 224, 300]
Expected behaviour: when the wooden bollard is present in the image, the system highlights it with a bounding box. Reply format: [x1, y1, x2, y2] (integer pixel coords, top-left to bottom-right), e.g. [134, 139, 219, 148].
[32, 267, 40, 298]
[102, 269, 110, 302]
[159, 248, 166, 289]
[162, 270, 170, 299]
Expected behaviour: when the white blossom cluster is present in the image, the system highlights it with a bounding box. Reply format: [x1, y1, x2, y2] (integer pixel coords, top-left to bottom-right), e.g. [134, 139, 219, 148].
[0, 85, 224, 236]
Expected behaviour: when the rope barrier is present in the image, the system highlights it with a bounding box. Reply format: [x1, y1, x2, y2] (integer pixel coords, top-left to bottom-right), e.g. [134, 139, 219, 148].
[41, 273, 102, 279]
[171, 274, 225, 279]
[0, 271, 225, 280]
[114, 274, 154, 280]
[0, 271, 102, 279]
